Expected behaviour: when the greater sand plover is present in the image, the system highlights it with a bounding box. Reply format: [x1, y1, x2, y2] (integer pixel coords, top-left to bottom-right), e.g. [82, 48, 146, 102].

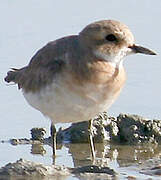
[5, 20, 156, 160]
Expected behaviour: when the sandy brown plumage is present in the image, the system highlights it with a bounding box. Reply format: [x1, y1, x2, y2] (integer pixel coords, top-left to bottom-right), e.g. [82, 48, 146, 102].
[5, 36, 78, 92]
[4, 19, 156, 159]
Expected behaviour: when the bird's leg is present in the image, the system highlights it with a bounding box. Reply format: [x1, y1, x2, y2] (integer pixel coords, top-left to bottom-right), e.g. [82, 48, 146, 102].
[88, 119, 96, 159]
[50, 123, 57, 163]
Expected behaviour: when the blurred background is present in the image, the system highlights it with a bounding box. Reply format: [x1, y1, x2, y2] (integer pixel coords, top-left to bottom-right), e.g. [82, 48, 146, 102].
[0, 0, 161, 169]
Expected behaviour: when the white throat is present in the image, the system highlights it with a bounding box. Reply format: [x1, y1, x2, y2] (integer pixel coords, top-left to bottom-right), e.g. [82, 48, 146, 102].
[94, 47, 132, 68]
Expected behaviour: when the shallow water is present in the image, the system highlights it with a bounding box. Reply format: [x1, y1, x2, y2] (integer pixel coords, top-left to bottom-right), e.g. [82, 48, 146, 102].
[1, 0, 161, 179]
[1, 141, 161, 179]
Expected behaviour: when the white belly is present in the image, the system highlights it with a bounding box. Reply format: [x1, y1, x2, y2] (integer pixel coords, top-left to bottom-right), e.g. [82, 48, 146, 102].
[23, 78, 120, 124]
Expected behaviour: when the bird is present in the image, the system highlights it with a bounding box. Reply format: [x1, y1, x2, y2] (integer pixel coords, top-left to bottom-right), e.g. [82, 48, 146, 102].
[4, 19, 156, 160]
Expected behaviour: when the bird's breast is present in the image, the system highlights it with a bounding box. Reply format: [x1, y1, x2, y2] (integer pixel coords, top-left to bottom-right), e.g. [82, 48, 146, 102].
[23, 61, 126, 123]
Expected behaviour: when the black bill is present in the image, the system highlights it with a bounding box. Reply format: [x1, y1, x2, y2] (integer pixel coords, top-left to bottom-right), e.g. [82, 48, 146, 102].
[129, 44, 157, 55]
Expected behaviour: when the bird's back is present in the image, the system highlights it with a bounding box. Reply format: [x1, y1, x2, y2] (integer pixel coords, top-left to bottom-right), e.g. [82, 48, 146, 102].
[4, 35, 79, 92]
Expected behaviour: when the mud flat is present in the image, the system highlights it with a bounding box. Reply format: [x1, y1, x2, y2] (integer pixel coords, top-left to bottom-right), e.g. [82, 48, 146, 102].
[0, 159, 116, 180]
[6, 113, 161, 146]
[63, 113, 161, 144]
[1, 113, 161, 180]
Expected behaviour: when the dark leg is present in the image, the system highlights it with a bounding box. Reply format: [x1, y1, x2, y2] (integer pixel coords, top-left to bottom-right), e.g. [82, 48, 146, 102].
[50, 123, 57, 159]
[88, 119, 96, 159]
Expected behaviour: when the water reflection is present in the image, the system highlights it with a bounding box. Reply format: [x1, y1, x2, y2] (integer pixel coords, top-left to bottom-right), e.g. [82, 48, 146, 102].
[30, 143, 63, 155]
[65, 143, 160, 167]
[31, 144, 46, 155]
[29, 142, 161, 168]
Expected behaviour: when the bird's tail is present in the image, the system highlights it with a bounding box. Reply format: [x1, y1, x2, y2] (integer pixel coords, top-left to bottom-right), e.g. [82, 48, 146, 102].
[4, 68, 20, 83]
[4, 67, 27, 89]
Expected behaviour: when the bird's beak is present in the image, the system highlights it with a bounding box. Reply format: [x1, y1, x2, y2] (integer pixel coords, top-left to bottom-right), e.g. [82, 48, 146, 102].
[129, 44, 157, 55]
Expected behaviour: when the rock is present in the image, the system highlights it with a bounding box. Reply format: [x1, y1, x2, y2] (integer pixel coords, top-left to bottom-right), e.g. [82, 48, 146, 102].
[10, 138, 31, 145]
[58, 113, 161, 145]
[58, 112, 119, 143]
[0, 159, 70, 177]
[127, 176, 137, 180]
[72, 165, 116, 175]
[5, 113, 161, 146]
[73, 165, 116, 180]
[10, 139, 20, 145]
[31, 128, 46, 141]
[0, 159, 116, 180]
[117, 114, 161, 144]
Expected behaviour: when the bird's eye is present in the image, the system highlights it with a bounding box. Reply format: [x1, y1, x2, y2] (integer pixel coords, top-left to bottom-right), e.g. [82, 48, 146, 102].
[105, 34, 117, 42]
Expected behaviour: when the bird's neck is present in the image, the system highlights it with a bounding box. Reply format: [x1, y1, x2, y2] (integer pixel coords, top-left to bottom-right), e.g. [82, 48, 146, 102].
[93, 49, 125, 69]
[69, 51, 125, 86]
